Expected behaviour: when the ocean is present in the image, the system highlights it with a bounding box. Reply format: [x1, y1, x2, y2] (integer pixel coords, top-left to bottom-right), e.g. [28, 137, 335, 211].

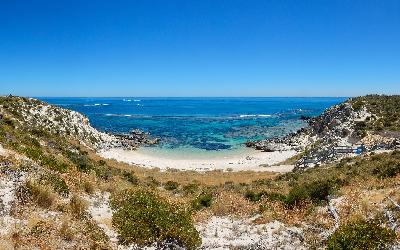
[40, 97, 346, 156]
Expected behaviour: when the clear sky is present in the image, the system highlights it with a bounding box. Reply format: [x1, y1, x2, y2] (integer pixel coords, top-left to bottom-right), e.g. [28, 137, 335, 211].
[0, 0, 399, 97]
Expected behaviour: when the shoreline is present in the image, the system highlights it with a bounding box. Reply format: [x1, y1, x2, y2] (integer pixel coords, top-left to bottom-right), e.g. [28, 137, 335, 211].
[98, 147, 297, 172]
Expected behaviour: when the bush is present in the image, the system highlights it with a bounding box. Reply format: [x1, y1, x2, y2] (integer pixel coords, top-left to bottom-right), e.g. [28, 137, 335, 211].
[372, 160, 400, 179]
[65, 150, 94, 173]
[26, 180, 56, 208]
[164, 181, 179, 191]
[94, 164, 113, 180]
[122, 170, 139, 185]
[244, 190, 286, 202]
[328, 219, 396, 250]
[352, 100, 364, 111]
[69, 195, 87, 218]
[39, 173, 69, 197]
[182, 183, 199, 195]
[111, 189, 201, 249]
[192, 193, 212, 210]
[285, 179, 336, 207]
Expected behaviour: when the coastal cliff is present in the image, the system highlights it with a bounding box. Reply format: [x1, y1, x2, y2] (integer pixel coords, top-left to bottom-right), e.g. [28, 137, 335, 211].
[0, 95, 399, 249]
[247, 95, 400, 166]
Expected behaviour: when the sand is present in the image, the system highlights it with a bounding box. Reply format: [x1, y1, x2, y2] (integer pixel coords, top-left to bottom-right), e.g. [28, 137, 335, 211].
[99, 147, 296, 172]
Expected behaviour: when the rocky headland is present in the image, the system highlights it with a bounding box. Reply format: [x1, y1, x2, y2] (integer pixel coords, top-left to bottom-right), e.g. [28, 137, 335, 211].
[246, 95, 400, 167]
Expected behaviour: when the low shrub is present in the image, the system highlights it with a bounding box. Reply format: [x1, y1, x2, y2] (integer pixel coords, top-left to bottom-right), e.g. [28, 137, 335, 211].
[69, 195, 87, 218]
[111, 189, 201, 249]
[285, 179, 337, 207]
[372, 160, 400, 179]
[164, 180, 179, 191]
[245, 190, 286, 202]
[83, 180, 95, 194]
[39, 173, 69, 197]
[328, 219, 396, 250]
[182, 183, 199, 195]
[26, 180, 56, 208]
[94, 164, 113, 180]
[65, 150, 94, 173]
[122, 170, 139, 185]
[144, 176, 161, 187]
[192, 193, 212, 210]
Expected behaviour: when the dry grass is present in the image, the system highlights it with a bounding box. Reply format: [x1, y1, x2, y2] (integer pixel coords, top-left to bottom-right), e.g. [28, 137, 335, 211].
[26, 180, 56, 209]
[211, 191, 258, 217]
[59, 217, 75, 241]
[69, 195, 87, 218]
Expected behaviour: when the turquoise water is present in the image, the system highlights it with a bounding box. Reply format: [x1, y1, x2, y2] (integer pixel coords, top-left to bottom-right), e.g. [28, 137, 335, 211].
[41, 97, 345, 155]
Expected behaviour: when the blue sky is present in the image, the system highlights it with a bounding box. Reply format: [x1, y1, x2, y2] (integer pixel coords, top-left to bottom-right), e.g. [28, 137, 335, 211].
[0, 0, 399, 97]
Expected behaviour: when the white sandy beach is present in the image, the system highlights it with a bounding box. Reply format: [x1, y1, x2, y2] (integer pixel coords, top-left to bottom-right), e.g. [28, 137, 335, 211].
[99, 147, 296, 172]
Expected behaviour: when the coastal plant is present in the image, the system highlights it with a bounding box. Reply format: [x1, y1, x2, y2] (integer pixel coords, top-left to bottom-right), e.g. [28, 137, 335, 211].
[182, 182, 200, 195]
[372, 160, 400, 179]
[110, 189, 201, 249]
[245, 190, 286, 203]
[192, 193, 213, 210]
[164, 180, 179, 191]
[39, 173, 69, 196]
[327, 219, 396, 250]
[122, 170, 139, 185]
[64, 149, 95, 173]
[26, 180, 56, 208]
[285, 179, 337, 207]
[69, 195, 88, 218]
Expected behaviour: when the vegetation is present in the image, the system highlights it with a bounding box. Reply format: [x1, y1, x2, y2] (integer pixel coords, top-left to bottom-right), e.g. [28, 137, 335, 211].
[26, 180, 56, 208]
[328, 219, 396, 250]
[192, 193, 213, 210]
[110, 189, 201, 249]
[1, 95, 400, 248]
[39, 173, 69, 196]
[351, 95, 400, 131]
[164, 180, 179, 191]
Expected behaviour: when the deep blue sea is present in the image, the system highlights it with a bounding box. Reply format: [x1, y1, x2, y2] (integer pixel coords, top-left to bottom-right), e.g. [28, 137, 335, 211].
[40, 97, 346, 154]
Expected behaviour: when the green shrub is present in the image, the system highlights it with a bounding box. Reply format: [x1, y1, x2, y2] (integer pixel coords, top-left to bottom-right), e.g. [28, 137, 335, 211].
[244, 190, 263, 202]
[94, 164, 113, 180]
[26, 180, 56, 208]
[164, 180, 179, 191]
[285, 179, 336, 207]
[328, 219, 396, 250]
[182, 183, 199, 195]
[65, 150, 94, 173]
[285, 185, 309, 207]
[244, 190, 286, 202]
[111, 189, 201, 249]
[372, 160, 400, 178]
[192, 193, 212, 210]
[39, 173, 69, 196]
[352, 100, 364, 111]
[122, 170, 139, 185]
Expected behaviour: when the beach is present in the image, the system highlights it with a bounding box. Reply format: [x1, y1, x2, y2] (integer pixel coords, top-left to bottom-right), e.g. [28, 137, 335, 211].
[99, 147, 296, 172]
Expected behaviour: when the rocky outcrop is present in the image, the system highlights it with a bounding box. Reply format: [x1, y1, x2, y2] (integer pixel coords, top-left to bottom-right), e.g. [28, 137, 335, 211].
[0, 97, 159, 151]
[114, 129, 160, 150]
[246, 102, 366, 151]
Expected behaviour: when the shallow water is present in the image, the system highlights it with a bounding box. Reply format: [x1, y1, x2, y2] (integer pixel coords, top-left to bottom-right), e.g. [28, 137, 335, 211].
[41, 97, 346, 155]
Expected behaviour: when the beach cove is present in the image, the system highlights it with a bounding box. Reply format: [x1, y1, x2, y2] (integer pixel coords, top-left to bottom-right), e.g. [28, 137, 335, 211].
[99, 147, 297, 172]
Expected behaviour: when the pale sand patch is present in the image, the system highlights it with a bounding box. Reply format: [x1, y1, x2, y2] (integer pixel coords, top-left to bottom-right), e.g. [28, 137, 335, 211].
[0, 144, 8, 157]
[99, 148, 296, 172]
[196, 216, 305, 249]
